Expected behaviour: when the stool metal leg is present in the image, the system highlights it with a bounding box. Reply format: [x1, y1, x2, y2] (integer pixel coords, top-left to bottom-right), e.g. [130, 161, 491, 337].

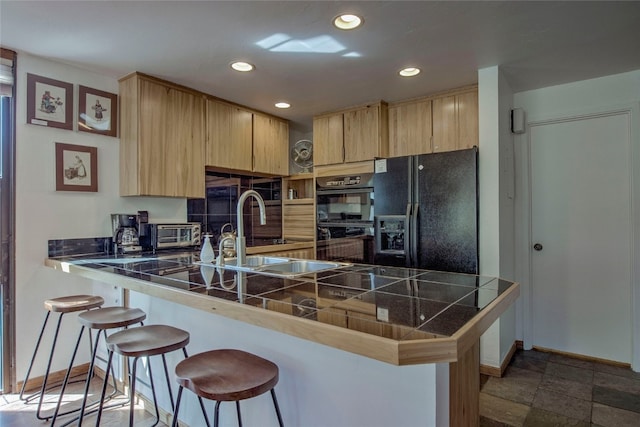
[35, 312, 63, 419]
[171, 386, 184, 427]
[19, 311, 50, 401]
[214, 400, 222, 427]
[271, 389, 284, 427]
[94, 348, 114, 427]
[50, 324, 85, 425]
[236, 401, 242, 426]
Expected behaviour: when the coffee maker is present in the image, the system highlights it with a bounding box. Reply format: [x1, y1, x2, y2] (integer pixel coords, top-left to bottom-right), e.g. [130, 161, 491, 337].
[111, 213, 144, 254]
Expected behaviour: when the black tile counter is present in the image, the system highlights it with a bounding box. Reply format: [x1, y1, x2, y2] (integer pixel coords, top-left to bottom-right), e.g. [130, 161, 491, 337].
[45, 251, 518, 366]
[45, 251, 519, 427]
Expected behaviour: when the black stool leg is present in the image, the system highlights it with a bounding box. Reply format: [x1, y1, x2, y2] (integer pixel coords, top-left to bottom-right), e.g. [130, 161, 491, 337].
[171, 386, 184, 427]
[35, 312, 64, 419]
[94, 348, 114, 427]
[236, 401, 242, 426]
[271, 389, 284, 427]
[19, 311, 50, 401]
[214, 400, 222, 427]
[50, 324, 85, 425]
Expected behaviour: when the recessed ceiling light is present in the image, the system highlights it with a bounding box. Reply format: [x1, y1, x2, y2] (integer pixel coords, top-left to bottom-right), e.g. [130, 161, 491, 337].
[399, 67, 421, 77]
[333, 14, 363, 30]
[230, 61, 254, 72]
[275, 102, 290, 109]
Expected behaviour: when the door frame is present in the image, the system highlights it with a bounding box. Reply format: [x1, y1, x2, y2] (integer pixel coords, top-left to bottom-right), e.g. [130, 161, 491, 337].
[517, 102, 640, 370]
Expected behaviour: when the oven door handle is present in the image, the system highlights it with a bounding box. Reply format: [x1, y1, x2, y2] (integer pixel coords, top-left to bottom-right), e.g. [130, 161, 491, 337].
[316, 187, 374, 196]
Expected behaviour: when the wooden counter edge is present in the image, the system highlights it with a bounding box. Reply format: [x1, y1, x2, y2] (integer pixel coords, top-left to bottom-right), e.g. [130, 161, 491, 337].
[44, 258, 519, 367]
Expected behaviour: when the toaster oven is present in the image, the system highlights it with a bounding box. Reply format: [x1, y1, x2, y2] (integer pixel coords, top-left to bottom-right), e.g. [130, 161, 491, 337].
[143, 223, 201, 251]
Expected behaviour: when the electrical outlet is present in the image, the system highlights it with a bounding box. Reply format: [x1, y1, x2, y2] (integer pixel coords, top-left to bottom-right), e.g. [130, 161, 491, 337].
[376, 307, 389, 322]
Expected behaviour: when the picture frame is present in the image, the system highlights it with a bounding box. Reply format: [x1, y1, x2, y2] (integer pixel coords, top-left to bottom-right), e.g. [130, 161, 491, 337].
[78, 85, 118, 137]
[27, 73, 73, 130]
[55, 142, 98, 192]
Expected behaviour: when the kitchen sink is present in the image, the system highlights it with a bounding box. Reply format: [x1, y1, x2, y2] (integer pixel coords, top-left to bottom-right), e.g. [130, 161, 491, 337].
[223, 256, 290, 268]
[257, 260, 346, 277]
[210, 256, 350, 278]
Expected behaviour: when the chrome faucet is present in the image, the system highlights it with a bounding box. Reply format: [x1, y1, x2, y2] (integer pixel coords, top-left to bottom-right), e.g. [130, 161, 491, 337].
[216, 235, 236, 267]
[236, 190, 266, 266]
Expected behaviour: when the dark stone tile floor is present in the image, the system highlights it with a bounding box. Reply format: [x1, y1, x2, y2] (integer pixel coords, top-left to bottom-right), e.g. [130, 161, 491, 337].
[480, 349, 640, 427]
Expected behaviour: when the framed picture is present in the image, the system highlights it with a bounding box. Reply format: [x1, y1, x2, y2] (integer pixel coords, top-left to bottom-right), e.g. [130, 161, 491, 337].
[78, 85, 118, 137]
[55, 143, 98, 192]
[27, 73, 73, 130]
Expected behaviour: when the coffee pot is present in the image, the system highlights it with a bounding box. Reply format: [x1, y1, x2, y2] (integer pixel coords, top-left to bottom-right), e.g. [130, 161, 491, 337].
[111, 213, 143, 254]
[217, 223, 237, 257]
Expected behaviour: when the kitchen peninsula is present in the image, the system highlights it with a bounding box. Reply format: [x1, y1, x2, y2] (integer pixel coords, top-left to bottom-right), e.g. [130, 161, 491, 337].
[45, 252, 519, 427]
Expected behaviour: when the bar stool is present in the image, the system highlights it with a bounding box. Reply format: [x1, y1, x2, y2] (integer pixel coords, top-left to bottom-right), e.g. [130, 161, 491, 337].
[51, 306, 147, 426]
[172, 349, 284, 427]
[95, 324, 200, 427]
[20, 294, 104, 420]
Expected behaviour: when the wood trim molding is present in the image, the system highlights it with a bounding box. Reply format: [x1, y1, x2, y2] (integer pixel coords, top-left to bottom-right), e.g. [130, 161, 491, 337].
[0, 47, 16, 61]
[480, 340, 518, 378]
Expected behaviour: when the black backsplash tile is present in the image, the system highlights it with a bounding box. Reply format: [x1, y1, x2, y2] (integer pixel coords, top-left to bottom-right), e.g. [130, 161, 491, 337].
[48, 237, 112, 257]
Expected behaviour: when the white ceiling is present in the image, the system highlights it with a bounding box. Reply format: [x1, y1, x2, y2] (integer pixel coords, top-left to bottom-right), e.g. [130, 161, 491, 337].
[2, 1, 640, 131]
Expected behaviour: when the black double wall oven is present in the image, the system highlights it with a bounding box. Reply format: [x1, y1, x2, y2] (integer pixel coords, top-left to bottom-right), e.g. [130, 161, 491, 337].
[316, 174, 375, 263]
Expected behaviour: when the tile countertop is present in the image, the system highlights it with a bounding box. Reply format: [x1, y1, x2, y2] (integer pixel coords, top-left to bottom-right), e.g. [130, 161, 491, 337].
[44, 252, 519, 366]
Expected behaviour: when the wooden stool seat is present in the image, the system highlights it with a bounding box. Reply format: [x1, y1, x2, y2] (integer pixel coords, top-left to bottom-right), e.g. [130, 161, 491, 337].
[43, 294, 104, 313]
[175, 349, 279, 402]
[172, 349, 284, 427]
[20, 294, 106, 422]
[106, 324, 191, 358]
[77, 306, 146, 329]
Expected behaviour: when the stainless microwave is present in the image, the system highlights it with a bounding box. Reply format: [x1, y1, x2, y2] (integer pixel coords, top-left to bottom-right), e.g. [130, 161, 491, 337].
[143, 223, 201, 250]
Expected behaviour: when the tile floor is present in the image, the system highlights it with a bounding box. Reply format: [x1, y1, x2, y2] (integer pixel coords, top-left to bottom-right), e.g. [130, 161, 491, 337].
[0, 377, 167, 426]
[480, 349, 640, 427]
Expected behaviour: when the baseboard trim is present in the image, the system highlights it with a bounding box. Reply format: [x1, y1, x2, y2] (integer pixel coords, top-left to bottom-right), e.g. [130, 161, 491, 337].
[17, 363, 91, 394]
[531, 345, 631, 369]
[479, 341, 518, 378]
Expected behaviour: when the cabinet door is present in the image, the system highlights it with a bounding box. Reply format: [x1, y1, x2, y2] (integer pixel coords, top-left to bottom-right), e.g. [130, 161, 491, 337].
[432, 95, 457, 153]
[253, 113, 289, 175]
[313, 114, 344, 166]
[138, 79, 205, 197]
[344, 105, 380, 162]
[206, 99, 252, 170]
[388, 99, 432, 157]
[457, 90, 478, 150]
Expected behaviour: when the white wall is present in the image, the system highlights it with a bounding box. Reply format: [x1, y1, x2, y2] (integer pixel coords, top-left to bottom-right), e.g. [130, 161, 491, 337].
[477, 66, 517, 369]
[15, 52, 187, 382]
[512, 69, 640, 368]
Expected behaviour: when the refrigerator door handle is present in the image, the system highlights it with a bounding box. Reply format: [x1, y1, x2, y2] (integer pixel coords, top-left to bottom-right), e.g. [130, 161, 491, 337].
[405, 203, 412, 267]
[410, 203, 419, 267]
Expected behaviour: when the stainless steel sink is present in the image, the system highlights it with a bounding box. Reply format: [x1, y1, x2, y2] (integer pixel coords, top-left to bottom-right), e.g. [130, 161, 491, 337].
[223, 256, 289, 268]
[258, 260, 344, 276]
[213, 256, 350, 277]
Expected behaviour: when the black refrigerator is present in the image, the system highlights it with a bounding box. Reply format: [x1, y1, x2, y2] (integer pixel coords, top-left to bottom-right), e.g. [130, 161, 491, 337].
[373, 147, 479, 274]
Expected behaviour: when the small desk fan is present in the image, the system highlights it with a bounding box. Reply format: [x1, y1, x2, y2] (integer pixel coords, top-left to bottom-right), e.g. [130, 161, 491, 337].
[291, 139, 313, 173]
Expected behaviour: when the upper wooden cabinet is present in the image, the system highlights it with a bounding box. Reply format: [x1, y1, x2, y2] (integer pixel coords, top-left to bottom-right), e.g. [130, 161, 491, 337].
[388, 98, 433, 157]
[313, 113, 344, 166]
[432, 88, 478, 153]
[205, 99, 253, 171]
[252, 113, 289, 175]
[119, 73, 205, 198]
[313, 102, 388, 166]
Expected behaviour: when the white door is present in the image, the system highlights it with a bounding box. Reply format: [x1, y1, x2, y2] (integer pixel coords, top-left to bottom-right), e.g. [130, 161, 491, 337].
[530, 111, 631, 363]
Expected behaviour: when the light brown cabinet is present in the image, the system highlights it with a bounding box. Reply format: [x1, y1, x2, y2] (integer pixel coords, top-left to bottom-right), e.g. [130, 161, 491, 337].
[313, 113, 344, 166]
[282, 173, 315, 243]
[388, 98, 433, 157]
[253, 113, 289, 175]
[432, 89, 478, 153]
[205, 99, 252, 171]
[119, 73, 205, 198]
[344, 103, 388, 162]
[313, 102, 388, 166]
[205, 103, 288, 175]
